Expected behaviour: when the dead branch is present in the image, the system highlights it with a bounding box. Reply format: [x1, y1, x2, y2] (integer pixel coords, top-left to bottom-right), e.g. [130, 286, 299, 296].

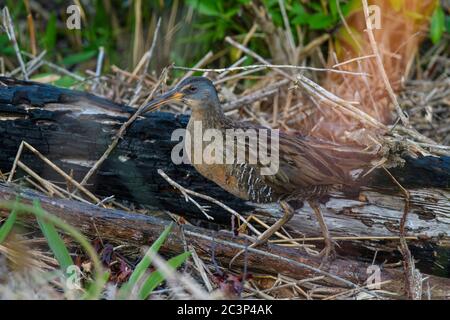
[0, 183, 449, 299]
[0, 76, 448, 275]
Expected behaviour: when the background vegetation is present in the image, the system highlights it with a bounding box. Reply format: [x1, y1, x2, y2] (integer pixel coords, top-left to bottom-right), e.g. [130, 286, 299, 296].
[1, 0, 448, 86]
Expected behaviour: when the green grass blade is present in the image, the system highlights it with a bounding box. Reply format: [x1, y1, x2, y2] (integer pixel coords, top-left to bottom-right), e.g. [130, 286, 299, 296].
[62, 50, 97, 66]
[34, 199, 74, 274]
[138, 252, 191, 300]
[0, 197, 20, 243]
[430, 5, 445, 44]
[118, 223, 173, 298]
[83, 271, 110, 300]
[43, 14, 57, 52]
[0, 200, 105, 299]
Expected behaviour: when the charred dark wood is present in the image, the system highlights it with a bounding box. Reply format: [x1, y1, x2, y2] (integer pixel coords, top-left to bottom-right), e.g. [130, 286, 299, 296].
[0, 76, 447, 204]
[0, 77, 253, 224]
[0, 77, 448, 277]
[0, 183, 449, 299]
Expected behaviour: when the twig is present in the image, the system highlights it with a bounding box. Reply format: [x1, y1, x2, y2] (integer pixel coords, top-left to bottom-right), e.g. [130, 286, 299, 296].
[17, 161, 65, 198]
[157, 169, 260, 235]
[225, 36, 294, 81]
[216, 56, 247, 79]
[8, 50, 46, 77]
[323, 280, 394, 300]
[361, 0, 409, 126]
[111, 64, 155, 86]
[213, 66, 266, 85]
[174, 64, 369, 77]
[296, 74, 387, 129]
[22, 52, 85, 82]
[245, 214, 310, 248]
[332, 54, 376, 68]
[277, 0, 296, 63]
[382, 166, 419, 300]
[129, 17, 161, 106]
[7, 140, 24, 183]
[222, 79, 289, 112]
[158, 169, 214, 220]
[184, 230, 382, 300]
[189, 245, 214, 292]
[78, 68, 168, 187]
[150, 251, 211, 299]
[178, 51, 214, 84]
[92, 46, 105, 92]
[24, 176, 49, 194]
[96, 195, 115, 206]
[271, 235, 418, 244]
[9, 141, 103, 205]
[2, 7, 28, 80]
[298, 34, 329, 58]
[25, 3, 37, 56]
[393, 126, 438, 145]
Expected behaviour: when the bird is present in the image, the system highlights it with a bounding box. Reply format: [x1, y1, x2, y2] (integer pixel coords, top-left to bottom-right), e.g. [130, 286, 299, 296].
[144, 76, 372, 262]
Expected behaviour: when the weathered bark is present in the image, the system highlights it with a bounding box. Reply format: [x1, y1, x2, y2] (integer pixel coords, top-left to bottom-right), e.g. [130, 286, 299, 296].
[0, 76, 449, 276]
[261, 188, 449, 276]
[0, 183, 449, 299]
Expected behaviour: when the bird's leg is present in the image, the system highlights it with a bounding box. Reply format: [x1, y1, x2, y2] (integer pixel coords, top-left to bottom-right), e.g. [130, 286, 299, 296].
[229, 200, 294, 268]
[252, 200, 294, 248]
[308, 200, 336, 264]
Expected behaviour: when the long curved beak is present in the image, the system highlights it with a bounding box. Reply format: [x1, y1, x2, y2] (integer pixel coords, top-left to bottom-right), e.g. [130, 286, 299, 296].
[143, 88, 184, 113]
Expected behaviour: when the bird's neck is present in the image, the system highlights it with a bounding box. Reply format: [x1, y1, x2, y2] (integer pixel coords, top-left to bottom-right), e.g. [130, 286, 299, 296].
[189, 101, 226, 129]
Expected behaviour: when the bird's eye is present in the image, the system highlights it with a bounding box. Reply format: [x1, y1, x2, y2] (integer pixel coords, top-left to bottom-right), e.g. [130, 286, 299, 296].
[189, 86, 197, 93]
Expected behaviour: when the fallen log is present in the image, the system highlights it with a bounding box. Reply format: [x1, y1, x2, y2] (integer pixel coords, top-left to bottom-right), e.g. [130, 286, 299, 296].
[0, 183, 449, 299]
[0, 77, 448, 276]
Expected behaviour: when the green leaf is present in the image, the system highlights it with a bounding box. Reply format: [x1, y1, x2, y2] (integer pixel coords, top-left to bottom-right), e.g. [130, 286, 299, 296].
[62, 50, 97, 66]
[215, 20, 228, 40]
[329, 0, 338, 19]
[34, 199, 74, 274]
[292, 12, 310, 25]
[446, 15, 450, 33]
[309, 2, 323, 12]
[138, 252, 191, 300]
[186, 0, 221, 16]
[263, 0, 278, 9]
[0, 198, 20, 243]
[118, 223, 173, 298]
[269, 10, 283, 26]
[83, 271, 110, 300]
[224, 8, 240, 19]
[307, 13, 335, 30]
[0, 200, 105, 299]
[43, 14, 57, 51]
[0, 34, 15, 55]
[430, 5, 445, 44]
[291, 2, 305, 15]
[54, 76, 79, 88]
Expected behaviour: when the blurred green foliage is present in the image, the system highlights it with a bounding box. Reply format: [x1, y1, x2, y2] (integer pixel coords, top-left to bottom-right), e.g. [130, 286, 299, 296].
[0, 0, 447, 86]
[430, 4, 446, 43]
[0, 200, 190, 299]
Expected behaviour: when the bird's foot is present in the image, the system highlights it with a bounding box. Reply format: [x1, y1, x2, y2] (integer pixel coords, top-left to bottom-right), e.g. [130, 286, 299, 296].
[315, 238, 337, 268]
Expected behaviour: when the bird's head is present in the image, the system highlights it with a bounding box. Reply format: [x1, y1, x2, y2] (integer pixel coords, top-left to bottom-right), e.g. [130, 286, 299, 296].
[143, 76, 220, 113]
